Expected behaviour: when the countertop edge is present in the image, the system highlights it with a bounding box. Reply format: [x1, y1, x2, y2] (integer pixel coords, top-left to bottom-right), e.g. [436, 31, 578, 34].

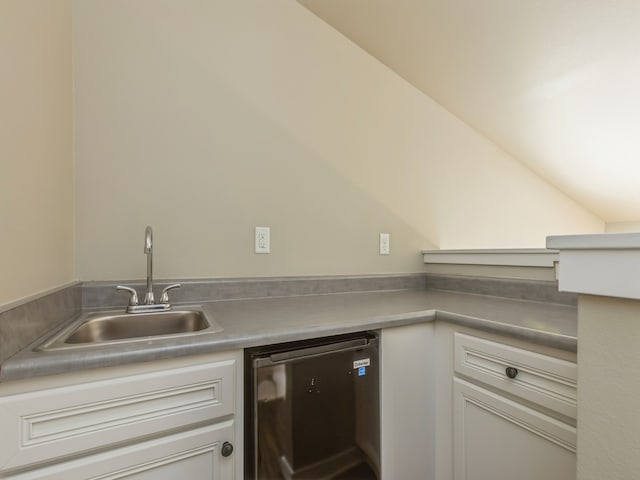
[434, 310, 577, 352]
[0, 310, 438, 382]
[0, 299, 576, 383]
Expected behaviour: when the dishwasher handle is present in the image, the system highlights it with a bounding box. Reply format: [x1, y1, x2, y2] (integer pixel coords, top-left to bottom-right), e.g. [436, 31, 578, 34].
[254, 337, 374, 368]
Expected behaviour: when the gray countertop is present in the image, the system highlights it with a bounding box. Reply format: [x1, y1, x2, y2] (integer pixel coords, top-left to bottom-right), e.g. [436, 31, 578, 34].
[0, 288, 577, 382]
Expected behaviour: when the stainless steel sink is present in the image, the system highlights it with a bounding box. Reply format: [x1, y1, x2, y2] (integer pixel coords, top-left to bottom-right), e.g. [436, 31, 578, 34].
[36, 306, 223, 351]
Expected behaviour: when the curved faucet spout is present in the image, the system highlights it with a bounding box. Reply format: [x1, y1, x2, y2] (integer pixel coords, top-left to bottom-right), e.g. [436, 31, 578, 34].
[144, 226, 153, 253]
[144, 226, 154, 304]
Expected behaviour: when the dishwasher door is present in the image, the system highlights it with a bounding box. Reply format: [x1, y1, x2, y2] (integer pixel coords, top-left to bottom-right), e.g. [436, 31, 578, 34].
[246, 333, 379, 480]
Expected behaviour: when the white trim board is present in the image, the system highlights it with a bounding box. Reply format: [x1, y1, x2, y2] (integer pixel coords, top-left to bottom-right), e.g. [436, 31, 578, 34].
[422, 249, 559, 268]
[547, 232, 640, 250]
[547, 233, 640, 300]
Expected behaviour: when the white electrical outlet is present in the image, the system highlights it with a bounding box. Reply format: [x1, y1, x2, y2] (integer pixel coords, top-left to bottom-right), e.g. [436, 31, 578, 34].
[379, 233, 390, 255]
[255, 227, 270, 254]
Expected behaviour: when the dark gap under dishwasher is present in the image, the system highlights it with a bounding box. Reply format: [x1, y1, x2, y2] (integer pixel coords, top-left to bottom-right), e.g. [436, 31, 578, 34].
[245, 332, 380, 480]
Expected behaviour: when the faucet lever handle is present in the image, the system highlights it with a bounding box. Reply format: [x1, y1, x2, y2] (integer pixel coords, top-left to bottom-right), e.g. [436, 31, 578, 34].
[116, 286, 139, 306]
[160, 283, 181, 304]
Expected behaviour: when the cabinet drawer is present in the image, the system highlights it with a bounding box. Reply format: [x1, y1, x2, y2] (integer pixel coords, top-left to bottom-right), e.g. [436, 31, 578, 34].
[454, 333, 576, 419]
[0, 357, 235, 472]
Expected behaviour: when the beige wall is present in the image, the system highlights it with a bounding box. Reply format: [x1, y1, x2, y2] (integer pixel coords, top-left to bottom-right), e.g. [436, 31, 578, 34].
[73, 0, 603, 282]
[0, 0, 74, 306]
[577, 295, 640, 480]
[606, 221, 640, 233]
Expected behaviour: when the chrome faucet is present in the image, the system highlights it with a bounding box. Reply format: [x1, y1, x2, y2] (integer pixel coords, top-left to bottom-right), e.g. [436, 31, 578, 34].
[144, 226, 154, 305]
[116, 226, 181, 313]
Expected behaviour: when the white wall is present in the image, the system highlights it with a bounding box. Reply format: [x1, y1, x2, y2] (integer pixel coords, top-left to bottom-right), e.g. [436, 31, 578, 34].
[0, 0, 74, 307]
[577, 295, 640, 480]
[73, 0, 603, 282]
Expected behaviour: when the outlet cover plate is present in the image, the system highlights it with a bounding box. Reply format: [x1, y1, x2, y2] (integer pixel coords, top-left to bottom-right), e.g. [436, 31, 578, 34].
[255, 227, 270, 254]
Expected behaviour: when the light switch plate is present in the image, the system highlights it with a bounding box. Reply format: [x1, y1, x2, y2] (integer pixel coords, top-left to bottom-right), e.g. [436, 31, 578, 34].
[380, 233, 390, 255]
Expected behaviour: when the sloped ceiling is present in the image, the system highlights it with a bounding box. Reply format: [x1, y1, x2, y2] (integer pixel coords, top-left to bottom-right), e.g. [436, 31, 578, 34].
[298, 0, 640, 222]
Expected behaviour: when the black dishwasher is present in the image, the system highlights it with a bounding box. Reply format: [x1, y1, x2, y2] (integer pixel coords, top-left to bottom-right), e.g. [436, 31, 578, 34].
[245, 332, 380, 480]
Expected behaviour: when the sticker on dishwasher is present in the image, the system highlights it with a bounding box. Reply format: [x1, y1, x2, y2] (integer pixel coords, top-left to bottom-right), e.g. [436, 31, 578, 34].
[353, 358, 370, 369]
[358, 366, 366, 376]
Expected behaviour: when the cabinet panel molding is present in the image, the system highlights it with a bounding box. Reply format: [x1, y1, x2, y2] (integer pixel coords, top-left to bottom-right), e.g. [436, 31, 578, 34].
[0, 358, 235, 472]
[2, 421, 235, 480]
[23, 380, 220, 446]
[453, 378, 576, 480]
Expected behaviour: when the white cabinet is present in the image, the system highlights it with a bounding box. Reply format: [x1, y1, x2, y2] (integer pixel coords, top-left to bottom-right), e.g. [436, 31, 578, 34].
[381, 322, 577, 480]
[452, 332, 577, 480]
[0, 350, 242, 480]
[380, 323, 436, 480]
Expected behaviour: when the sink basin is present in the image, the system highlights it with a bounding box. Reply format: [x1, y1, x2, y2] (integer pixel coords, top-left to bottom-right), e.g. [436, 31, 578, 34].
[36, 306, 223, 351]
[65, 310, 209, 343]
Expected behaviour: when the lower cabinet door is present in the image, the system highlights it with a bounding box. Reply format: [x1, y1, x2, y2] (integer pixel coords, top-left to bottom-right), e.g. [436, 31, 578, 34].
[4, 420, 235, 480]
[453, 378, 576, 480]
